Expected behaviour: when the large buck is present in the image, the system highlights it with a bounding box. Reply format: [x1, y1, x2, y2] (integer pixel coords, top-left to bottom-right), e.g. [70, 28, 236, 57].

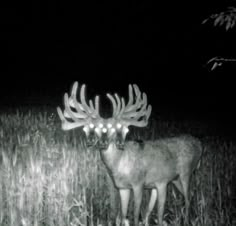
[57, 82, 202, 226]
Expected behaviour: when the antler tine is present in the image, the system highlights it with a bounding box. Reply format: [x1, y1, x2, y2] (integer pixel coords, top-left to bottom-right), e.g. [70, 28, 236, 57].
[71, 82, 100, 117]
[71, 83, 99, 116]
[120, 84, 142, 115]
[146, 105, 152, 120]
[64, 93, 83, 120]
[123, 92, 147, 118]
[107, 93, 117, 117]
[69, 81, 79, 107]
[122, 104, 152, 127]
[95, 95, 100, 117]
[68, 82, 88, 118]
[57, 106, 88, 130]
[114, 94, 126, 118]
[118, 97, 126, 117]
[89, 95, 101, 118]
[136, 104, 152, 126]
[116, 84, 141, 119]
[129, 84, 142, 109]
[125, 84, 134, 111]
[107, 84, 152, 127]
[80, 84, 93, 115]
[57, 81, 102, 130]
[89, 99, 94, 111]
[106, 85, 135, 118]
[107, 93, 126, 119]
[57, 106, 65, 122]
[114, 93, 122, 117]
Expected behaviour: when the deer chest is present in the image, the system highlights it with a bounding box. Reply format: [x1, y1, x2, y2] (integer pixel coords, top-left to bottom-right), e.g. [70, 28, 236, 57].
[109, 162, 146, 189]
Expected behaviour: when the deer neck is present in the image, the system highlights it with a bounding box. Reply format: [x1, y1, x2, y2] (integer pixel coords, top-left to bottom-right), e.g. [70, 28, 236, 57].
[99, 142, 122, 171]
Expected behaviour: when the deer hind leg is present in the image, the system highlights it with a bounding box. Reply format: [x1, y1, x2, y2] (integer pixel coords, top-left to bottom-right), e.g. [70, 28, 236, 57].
[156, 183, 167, 226]
[143, 189, 157, 226]
[172, 178, 184, 195]
[179, 174, 190, 223]
[119, 189, 131, 226]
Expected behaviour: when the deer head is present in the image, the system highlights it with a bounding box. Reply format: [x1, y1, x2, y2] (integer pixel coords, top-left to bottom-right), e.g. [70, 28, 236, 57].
[57, 82, 102, 147]
[57, 82, 152, 149]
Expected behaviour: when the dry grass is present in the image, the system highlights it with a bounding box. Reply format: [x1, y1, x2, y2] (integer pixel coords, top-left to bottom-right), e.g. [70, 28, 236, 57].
[0, 107, 235, 226]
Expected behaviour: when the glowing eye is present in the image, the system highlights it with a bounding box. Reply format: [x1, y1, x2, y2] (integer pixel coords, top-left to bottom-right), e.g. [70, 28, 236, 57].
[111, 128, 116, 133]
[107, 123, 112, 128]
[95, 127, 100, 133]
[116, 123, 122, 129]
[102, 128, 107, 133]
[124, 127, 129, 133]
[99, 123, 104, 128]
[83, 127, 88, 132]
[89, 123, 94, 128]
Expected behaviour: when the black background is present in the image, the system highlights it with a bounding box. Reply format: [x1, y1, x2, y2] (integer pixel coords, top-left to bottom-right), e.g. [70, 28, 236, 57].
[1, 0, 236, 127]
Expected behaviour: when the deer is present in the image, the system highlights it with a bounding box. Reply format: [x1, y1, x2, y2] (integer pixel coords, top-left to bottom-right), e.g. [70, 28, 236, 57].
[57, 82, 203, 226]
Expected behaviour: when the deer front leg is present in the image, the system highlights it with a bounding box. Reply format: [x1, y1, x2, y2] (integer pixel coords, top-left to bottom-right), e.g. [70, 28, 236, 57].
[143, 189, 157, 226]
[119, 189, 131, 226]
[156, 183, 167, 226]
[133, 185, 143, 226]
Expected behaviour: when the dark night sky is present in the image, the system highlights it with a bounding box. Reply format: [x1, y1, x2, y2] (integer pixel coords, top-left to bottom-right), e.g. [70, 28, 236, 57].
[1, 1, 236, 124]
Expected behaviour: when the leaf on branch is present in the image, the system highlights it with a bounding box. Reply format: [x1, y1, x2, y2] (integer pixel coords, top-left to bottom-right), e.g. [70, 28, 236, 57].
[211, 62, 222, 71]
[214, 14, 223, 26]
[226, 18, 231, 30]
[206, 57, 236, 71]
[231, 19, 235, 28]
[203, 6, 236, 30]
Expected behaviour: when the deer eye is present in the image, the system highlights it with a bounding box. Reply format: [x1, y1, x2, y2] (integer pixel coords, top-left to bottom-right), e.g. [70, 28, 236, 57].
[89, 123, 94, 129]
[116, 123, 122, 129]
[95, 127, 100, 133]
[107, 123, 112, 128]
[102, 128, 107, 133]
[98, 123, 104, 128]
[123, 127, 129, 134]
[83, 126, 88, 133]
[111, 128, 116, 133]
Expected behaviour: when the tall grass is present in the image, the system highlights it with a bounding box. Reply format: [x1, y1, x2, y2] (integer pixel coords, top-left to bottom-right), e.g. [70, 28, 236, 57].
[0, 108, 235, 226]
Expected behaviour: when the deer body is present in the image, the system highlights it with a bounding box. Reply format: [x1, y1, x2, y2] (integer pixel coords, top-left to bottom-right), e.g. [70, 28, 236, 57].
[101, 136, 201, 188]
[99, 135, 202, 226]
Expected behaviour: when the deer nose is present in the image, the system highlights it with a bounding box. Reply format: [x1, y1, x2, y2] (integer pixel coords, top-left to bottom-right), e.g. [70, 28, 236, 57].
[87, 138, 95, 147]
[99, 139, 109, 149]
[116, 140, 125, 150]
[86, 134, 97, 147]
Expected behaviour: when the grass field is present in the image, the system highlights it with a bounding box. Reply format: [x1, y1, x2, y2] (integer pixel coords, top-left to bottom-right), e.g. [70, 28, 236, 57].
[0, 107, 235, 226]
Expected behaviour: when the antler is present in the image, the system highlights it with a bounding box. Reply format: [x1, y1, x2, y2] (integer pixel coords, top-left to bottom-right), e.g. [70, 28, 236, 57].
[57, 82, 101, 130]
[106, 84, 152, 127]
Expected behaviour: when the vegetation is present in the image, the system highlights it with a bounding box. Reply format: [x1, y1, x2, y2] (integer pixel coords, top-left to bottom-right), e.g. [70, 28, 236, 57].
[0, 107, 235, 226]
[202, 6, 236, 31]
